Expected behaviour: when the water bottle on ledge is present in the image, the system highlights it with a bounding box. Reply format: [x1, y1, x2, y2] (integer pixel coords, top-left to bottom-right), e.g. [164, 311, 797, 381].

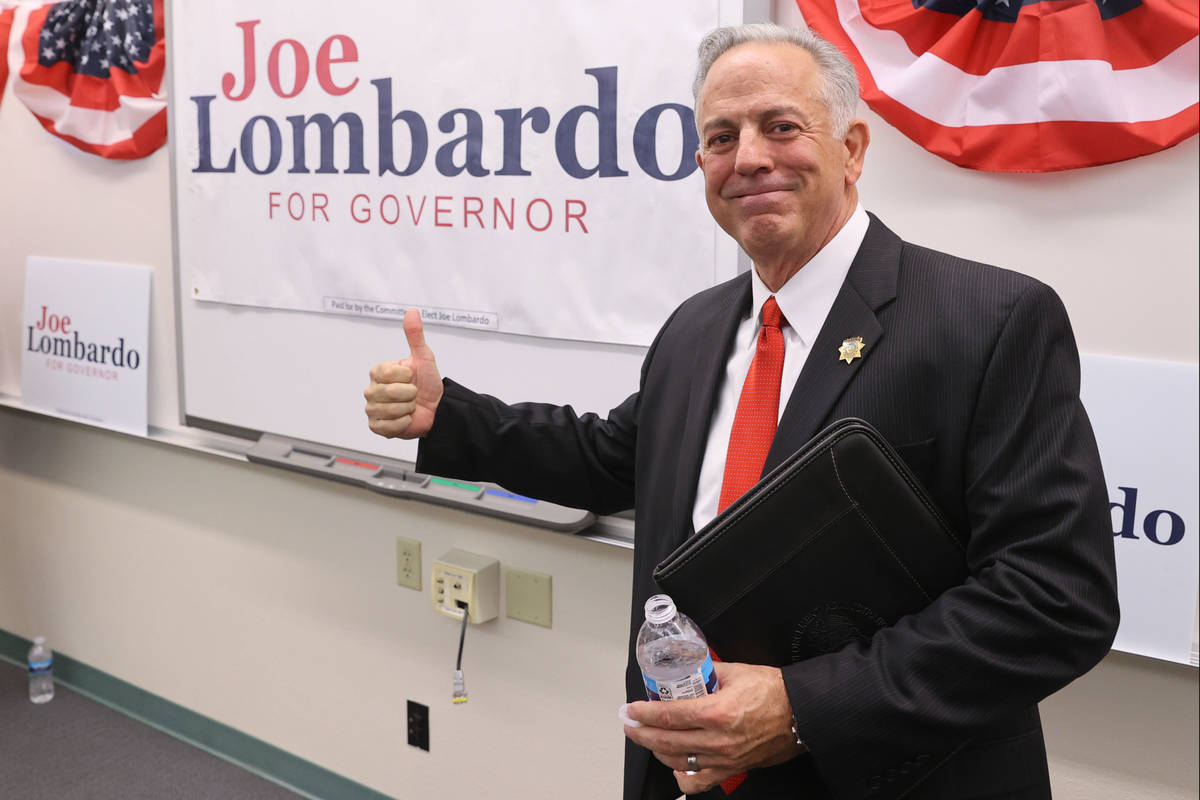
[636, 594, 718, 701]
[27, 636, 54, 704]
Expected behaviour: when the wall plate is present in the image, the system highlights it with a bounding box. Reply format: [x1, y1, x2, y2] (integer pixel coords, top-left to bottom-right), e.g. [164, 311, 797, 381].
[396, 536, 421, 591]
[506, 567, 552, 628]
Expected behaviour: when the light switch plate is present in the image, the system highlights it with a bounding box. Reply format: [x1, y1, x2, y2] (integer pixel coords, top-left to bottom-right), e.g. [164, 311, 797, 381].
[506, 567, 552, 628]
[396, 537, 421, 590]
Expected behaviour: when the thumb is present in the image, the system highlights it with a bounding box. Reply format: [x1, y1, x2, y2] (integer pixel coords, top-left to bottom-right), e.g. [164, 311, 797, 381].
[403, 307, 433, 360]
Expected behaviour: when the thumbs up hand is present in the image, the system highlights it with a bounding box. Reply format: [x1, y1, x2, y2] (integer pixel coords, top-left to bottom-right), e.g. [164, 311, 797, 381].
[365, 307, 444, 439]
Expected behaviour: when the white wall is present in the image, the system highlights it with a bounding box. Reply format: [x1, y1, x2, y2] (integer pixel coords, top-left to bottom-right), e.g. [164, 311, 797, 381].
[2, 5, 1197, 799]
[0, 411, 633, 797]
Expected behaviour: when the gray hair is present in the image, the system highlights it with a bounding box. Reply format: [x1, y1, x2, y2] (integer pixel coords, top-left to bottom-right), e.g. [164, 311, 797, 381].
[692, 23, 860, 138]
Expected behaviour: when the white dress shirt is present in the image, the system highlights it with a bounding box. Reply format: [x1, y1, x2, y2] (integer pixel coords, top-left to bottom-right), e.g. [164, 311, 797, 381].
[691, 205, 870, 533]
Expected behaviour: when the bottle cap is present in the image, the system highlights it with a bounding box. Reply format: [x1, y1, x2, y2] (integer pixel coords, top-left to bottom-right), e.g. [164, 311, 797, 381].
[618, 703, 642, 728]
[33, 636, 45, 645]
[644, 594, 677, 625]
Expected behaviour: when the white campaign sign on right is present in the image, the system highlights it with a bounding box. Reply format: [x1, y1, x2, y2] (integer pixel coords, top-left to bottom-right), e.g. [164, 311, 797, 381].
[1081, 354, 1199, 665]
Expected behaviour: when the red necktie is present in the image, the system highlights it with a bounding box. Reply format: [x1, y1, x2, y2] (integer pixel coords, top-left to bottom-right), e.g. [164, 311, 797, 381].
[718, 296, 787, 513]
[714, 297, 786, 795]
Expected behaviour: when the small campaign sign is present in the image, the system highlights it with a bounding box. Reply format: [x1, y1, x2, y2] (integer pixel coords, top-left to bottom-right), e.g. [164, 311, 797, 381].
[21, 256, 151, 436]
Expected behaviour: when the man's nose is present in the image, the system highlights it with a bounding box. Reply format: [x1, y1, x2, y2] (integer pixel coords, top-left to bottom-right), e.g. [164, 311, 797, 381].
[734, 130, 772, 174]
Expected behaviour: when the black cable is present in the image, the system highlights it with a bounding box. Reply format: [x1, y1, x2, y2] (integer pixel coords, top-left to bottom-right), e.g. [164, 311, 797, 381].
[456, 601, 469, 671]
[452, 602, 470, 704]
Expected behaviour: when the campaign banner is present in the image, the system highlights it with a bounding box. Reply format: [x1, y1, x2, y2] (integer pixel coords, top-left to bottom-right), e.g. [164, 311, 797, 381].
[20, 256, 152, 436]
[1081, 354, 1199, 665]
[171, 0, 727, 346]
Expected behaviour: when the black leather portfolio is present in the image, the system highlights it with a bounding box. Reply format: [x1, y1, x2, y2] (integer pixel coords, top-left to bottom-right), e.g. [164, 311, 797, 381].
[653, 418, 967, 666]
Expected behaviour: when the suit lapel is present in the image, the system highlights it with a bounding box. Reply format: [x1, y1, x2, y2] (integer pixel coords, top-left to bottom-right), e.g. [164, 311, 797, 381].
[764, 214, 902, 472]
[671, 277, 751, 542]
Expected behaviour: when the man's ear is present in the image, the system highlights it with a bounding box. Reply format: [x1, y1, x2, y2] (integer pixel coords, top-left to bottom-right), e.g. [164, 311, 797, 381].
[843, 119, 870, 187]
[695, 149, 704, 170]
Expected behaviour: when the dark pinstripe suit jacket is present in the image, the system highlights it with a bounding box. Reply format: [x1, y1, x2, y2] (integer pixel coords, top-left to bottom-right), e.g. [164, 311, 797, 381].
[417, 214, 1120, 800]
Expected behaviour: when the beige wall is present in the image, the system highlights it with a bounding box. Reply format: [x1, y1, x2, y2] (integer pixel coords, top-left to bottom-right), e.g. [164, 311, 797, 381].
[2, 4, 1197, 798]
[0, 411, 633, 797]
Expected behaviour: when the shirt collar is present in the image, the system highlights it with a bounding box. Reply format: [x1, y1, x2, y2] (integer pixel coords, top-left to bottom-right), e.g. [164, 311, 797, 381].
[749, 204, 869, 347]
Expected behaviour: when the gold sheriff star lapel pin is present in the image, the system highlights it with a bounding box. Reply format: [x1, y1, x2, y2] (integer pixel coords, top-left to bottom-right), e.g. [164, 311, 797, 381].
[838, 336, 865, 364]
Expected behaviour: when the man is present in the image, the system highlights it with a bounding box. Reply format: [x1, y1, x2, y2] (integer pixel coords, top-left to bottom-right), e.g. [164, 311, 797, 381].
[364, 23, 1119, 800]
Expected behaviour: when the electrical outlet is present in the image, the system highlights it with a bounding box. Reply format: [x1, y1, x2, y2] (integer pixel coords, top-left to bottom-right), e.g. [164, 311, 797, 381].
[396, 537, 421, 590]
[407, 700, 429, 751]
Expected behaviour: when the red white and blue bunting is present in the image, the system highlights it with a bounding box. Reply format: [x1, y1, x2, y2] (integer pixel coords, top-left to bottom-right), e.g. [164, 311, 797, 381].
[3, 0, 166, 159]
[796, 0, 1199, 172]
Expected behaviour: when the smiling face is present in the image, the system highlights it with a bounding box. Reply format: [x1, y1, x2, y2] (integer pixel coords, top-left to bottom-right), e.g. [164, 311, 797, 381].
[695, 42, 868, 290]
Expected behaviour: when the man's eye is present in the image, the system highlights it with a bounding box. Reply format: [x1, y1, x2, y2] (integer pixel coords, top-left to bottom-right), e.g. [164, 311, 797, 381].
[773, 122, 798, 133]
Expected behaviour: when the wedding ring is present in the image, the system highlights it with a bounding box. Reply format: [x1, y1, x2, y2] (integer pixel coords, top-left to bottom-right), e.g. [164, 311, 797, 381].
[686, 754, 699, 772]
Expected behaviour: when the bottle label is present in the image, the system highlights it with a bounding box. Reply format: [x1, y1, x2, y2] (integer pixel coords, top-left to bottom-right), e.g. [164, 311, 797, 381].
[642, 652, 717, 701]
[28, 659, 52, 676]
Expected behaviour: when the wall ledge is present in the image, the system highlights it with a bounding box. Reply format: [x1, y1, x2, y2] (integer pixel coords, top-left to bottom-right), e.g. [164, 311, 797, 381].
[0, 393, 635, 550]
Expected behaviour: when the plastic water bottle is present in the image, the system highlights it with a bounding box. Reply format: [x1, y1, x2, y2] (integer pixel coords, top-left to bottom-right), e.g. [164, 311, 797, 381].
[636, 594, 718, 701]
[27, 636, 54, 704]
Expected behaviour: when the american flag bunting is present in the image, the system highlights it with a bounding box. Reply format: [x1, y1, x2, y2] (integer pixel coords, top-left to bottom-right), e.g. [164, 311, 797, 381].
[796, 0, 1199, 172]
[5, 0, 166, 159]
